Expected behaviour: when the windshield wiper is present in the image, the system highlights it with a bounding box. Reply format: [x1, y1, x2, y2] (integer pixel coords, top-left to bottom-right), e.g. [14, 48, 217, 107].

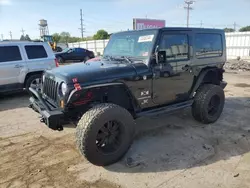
[120, 56, 132, 64]
[103, 55, 132, 63]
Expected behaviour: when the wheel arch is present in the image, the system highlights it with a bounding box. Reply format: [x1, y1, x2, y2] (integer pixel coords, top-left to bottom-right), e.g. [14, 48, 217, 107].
[24, 71, 44, 87]
[190, 67, 224, 97]
[67, 82, 139, 118]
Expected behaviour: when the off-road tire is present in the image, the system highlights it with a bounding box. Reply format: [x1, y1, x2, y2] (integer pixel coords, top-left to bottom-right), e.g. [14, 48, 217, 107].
[25, 74, 42, 91]
[76, 103, 135, 166]
[192, 84, 225, 124]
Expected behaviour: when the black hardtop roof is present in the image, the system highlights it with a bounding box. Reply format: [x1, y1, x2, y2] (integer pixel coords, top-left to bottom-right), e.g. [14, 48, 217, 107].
[113, 27, 224, 35]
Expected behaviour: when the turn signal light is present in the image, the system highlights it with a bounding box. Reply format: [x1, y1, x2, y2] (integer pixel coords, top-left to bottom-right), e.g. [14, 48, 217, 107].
[60, 100, 64, 108]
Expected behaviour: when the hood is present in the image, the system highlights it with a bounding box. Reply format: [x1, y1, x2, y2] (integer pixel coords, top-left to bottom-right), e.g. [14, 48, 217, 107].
[46, 60, 138, 86]
[54, 52, 65, 56]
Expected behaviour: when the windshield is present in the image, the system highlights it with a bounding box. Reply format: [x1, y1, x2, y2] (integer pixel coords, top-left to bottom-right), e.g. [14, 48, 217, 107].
[104, 30, 158, 60]
[62, 48, 71, 53]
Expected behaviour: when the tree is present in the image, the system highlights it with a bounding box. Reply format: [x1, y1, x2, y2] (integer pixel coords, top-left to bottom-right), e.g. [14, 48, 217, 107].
[24, 34, 31, 41]
[52, 33, 61, 43]
[93, 29, 109, 40]
[224, 28, 235, 33]
[239, 26, 250, 32]
[20, 35, 25, 41]
[59, 32, 71, 43]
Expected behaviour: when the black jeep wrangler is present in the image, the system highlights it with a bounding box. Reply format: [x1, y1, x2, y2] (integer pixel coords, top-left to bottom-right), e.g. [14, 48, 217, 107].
[29, 27, 227, 166]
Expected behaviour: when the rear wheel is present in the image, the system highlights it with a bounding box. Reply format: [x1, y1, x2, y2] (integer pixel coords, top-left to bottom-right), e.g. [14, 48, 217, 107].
[192, 84, 225, 124]
[76, 103, 135, 166]
[57, 56, 64, 64]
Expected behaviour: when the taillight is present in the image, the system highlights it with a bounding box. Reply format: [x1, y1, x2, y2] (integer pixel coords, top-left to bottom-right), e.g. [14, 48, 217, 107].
[55, 58, 59, 67]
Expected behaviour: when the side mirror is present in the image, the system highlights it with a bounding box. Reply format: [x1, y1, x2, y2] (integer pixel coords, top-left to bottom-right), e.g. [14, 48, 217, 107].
[156, 50, 166, 63]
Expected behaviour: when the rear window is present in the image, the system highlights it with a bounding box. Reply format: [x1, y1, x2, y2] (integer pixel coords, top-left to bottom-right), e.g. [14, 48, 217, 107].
[195, 33, 223, 58]
[25, 45, 48, 59]
[0, 46, 22, 62]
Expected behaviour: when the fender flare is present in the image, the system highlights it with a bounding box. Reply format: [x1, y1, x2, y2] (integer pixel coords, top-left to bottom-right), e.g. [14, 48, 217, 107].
[67, 82, 139, 113]
[190, 68, 219, 97]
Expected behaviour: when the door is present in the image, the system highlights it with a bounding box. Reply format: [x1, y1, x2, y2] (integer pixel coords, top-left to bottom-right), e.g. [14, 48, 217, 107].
[63, 48, 75, 61]
[0, 45, 25, 91]
[153, 32, 194, 105]
[24, 44, 54, 72]
[75, 48, 87, 60]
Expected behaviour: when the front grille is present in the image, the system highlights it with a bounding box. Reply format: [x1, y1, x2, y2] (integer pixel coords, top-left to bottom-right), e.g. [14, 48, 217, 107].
[43, 77, 58, 101]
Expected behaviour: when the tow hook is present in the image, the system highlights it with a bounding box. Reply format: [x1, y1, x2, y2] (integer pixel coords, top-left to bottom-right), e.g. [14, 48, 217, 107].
[57, 126, 63, 131]
[40, 117, 45, 123]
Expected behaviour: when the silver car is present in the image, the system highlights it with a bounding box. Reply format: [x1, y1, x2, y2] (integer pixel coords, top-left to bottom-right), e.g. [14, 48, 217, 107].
[0, 41, 58, 93]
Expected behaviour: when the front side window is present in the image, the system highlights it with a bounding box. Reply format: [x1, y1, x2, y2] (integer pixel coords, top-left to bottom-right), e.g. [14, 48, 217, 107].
[0, 46, 22, 62]
[104, 30, 158, 60]
[159, 34, 189, 62]
[195, 33, 223, 58]
[25, 45, 48, 59]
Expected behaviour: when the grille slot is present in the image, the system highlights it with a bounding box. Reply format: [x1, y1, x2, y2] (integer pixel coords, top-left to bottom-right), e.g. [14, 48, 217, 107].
[43, 77, 58, 101]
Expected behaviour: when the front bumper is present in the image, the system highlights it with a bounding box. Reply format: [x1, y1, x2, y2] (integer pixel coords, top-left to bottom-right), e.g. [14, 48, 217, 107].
[29, 87, 64, 130]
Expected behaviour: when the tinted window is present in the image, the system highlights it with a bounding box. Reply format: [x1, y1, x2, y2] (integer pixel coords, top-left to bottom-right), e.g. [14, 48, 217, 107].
[0, 46, 22, 62]
[159, 34, 189, 61]
[25, 45, 48, 59]
[75, 48, 85, 53]
[195, 34, 223, 58]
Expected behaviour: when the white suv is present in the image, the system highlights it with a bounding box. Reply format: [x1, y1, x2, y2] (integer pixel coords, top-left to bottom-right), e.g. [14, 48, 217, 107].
[0, 41, 59, 93]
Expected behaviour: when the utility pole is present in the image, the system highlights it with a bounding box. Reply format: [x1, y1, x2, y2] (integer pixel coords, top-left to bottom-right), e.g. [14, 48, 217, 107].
[21, 28, 25, 36]
[79, 9, 85, 39]
[9, 31, 12, 40]
[233, 22, 237, 32]
[200, 20, 203, 28]
[1, 34, 3, 41]
[184, 0, 195, 27]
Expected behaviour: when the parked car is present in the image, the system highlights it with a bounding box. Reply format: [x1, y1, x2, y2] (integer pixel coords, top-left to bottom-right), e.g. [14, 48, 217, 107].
[29, 27, 227, 166]
[55, 47, 95, 64]
[0, 41, 59, 93]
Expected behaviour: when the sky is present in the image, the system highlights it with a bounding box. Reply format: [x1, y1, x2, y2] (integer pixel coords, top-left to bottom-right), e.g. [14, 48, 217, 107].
[0, 0, 249, 40]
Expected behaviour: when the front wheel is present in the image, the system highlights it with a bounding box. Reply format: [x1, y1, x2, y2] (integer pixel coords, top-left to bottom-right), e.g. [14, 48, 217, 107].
[192, 84, 225, 124]
[25, 74, 42, 91]
[76, 103, 135, 166]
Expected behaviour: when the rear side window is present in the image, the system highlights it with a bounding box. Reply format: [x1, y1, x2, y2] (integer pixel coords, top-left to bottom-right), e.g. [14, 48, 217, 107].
[0, 46, 22, 62]
[159, 34, 189, 62]
[195, 34, 223, 58]
[25, 45, 48, 59]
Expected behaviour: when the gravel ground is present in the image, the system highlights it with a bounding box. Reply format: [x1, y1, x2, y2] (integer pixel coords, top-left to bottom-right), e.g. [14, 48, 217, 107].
[1, 71, 250, 188]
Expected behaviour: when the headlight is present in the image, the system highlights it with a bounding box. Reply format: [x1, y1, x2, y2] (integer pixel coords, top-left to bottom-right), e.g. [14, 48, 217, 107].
[61, 82, 67, 95]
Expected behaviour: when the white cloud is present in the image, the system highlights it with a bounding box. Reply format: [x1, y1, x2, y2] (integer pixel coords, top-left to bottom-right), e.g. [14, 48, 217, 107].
[0, 0, 11, 5]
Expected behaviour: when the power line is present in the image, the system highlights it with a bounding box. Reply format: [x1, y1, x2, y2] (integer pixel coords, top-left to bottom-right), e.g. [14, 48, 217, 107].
[79, 9, 85, 39]
[21, 28, 25, 36]
[184, 0, 195, 27]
